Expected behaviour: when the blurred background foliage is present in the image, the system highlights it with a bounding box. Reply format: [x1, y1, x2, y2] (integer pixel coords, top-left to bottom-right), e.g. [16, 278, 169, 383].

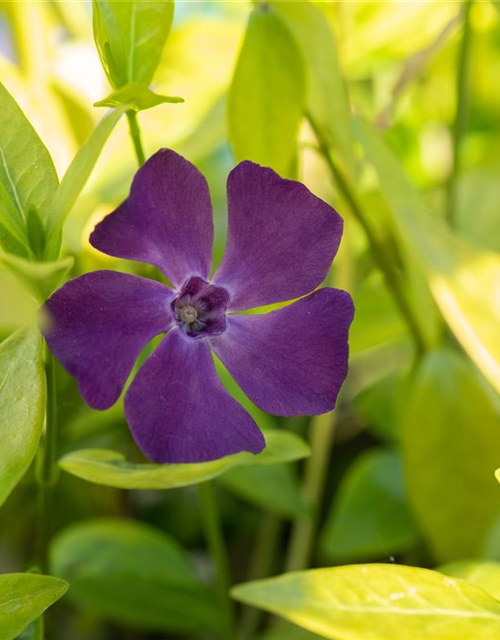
[0, 1, 500, 639]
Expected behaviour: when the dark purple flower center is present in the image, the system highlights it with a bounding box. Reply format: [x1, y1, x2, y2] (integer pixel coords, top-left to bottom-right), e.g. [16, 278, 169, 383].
[172, 276, 230, 338]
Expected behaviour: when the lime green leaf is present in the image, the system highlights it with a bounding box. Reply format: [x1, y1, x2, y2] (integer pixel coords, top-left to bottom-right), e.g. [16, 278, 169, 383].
[228, 4, 305, 177]
[92, 0, 174, 89]
[0, 253, 73, 301]
[51, 518, 220, 635]
[273, 1, 355, 179]
[403, 349, 500, 563]
[321, 449, 419, 562]
[95, 83, 183, 111]
[45, 107, 125, 257]
[59, 430, 310, 490]
[220, 463, 309, 519]
[232, 564, 500, 640]
[0, 82, 58, 250]
[0, 326, 45, 508]
[355, 118, 500, 396]
[0, 573, 67, 640]
[440, 561, 500, 602]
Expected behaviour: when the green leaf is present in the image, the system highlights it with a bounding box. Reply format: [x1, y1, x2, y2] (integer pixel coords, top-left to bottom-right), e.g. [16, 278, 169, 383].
[51, 518, 220, 635]
[95, 83, 183, 111]
[321, 449, 419, 562]
[273, 1, 355, 179]
[228, 4, 305, 177]
[0, 573, 67, 640]
[439, 561, 500, 602]
[402, 349, 500, 563]
[0, 82, 58, 250]
[0, 326, 45, 508]
[92, 0, 174, 89]
[44, 107, 125, 258]
[232, 564, 500, 640]
[0, 253, 73, 301]
[59, 430, 310, 490]
[355, 118, 500, 396]
[220, 463, 309, 519]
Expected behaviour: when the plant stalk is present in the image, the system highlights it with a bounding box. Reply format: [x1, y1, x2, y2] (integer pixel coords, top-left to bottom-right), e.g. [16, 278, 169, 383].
[308, 115, 428, 355]
[126, 110, 146, 167]
[446, 0, 473, 227]
[198, 482, 236, 640]
[285, 412, 337, 572]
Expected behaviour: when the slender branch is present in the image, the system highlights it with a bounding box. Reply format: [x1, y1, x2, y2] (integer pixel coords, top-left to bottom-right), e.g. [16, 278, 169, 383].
[285, 412, 336, 572]
[446, 0, 474, 227]
[307, 115, 428, 355]
[37, 348, 58, 574]
[126, 111, 146, 167]
[240, 514, 283, 639]
[198, 482, 236, 640]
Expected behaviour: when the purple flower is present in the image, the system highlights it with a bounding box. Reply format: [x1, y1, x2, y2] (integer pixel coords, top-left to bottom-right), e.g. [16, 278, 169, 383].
[43, 150, 354, 463]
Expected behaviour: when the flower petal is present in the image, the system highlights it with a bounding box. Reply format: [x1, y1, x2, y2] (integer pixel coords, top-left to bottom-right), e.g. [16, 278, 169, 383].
[211, 288, 354, 416]
[43, 270, 174, 410]
[90, 149, 214, 288]
[125, 328, 265, 463]
[212, 161, 343, 310]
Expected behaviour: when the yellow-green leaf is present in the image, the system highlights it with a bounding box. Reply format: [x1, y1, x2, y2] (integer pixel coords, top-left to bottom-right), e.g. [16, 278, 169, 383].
[59, 430, 310, 490]
[232, 564, 500, 640]
[94, 83, 183, 111]
[440, 561, 500, 602]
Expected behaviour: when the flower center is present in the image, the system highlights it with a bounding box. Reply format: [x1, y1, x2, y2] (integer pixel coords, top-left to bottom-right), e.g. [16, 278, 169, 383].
[172, 276, 230, 338]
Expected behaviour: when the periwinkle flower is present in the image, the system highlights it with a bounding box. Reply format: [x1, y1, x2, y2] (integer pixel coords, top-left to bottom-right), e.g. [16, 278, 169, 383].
[43, 150, 354, 463]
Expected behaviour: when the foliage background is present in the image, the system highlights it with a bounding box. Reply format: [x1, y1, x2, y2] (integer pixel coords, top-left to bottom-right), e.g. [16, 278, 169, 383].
[0, 1, 500, 639]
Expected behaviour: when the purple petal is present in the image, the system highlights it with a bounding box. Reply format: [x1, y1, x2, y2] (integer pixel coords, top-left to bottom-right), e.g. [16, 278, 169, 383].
[90, 149, 214, 288]
[212, 161, 343, 310]
[211, 288, 354, 416]
[43, 271, 174, 410]
[125, 328, 265, 463]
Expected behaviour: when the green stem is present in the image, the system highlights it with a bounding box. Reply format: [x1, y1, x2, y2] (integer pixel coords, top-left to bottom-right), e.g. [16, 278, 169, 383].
[198, 482, 236, 640]
[239, 514, 282, 639]
[308, 115, 427, 355]
[285, 412, 336, 572]
[126, 110, 146, 167]
[446, 0, 473, 227]
[37, 348, 58, 574]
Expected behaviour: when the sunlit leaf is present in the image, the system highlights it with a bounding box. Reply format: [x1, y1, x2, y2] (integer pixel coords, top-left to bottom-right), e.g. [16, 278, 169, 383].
[355, 118, 500, 396]
[92, 0, 174, 89]
[220, 463, 309, 520]
[0, 253, 73, 301]
[51, 518, 220, 635]
[228, 3, 305, 177]
[440, 560, 500, 602]
[95, 83, 183, 111]
[273, 1, 355, 179]
[0, 326, 45, 508]
[403, 349, 500, 563]
[0, 82, 58, 252]
[44, 107, 125, 258]
[321, 449, 419, 562]
[0, 573, 67, 640]
[59, 430, 310, 490]
[232, 564, 500, 640]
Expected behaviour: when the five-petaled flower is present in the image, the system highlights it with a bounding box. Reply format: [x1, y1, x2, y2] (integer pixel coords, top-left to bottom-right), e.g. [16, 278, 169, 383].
[43, 150, 354, 463]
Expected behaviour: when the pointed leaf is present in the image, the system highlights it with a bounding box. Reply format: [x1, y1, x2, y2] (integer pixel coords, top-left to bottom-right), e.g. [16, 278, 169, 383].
[59, 430, 310, 490]
[228, 4, 305, 177]
[0, 253, 73, 301]
[95, 83, 183, 111]
[232, 564, 500, 640]
[0, 326, 45, 507]
[0, 573, 67, 640]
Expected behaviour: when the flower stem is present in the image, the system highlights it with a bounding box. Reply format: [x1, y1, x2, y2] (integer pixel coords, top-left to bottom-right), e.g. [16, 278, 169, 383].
[446, 0, 473, 227]
[285, 412, 337, 572]
[308, 115, 428, 355]
[198, 482, 236, 640]
[37, 348, 58, 574]
[126, 110, 146, 167]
